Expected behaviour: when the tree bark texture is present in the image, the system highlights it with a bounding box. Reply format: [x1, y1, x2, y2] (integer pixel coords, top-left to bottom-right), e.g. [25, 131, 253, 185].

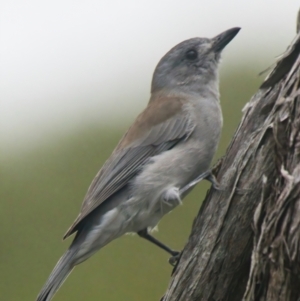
[162, 18, 300, 301]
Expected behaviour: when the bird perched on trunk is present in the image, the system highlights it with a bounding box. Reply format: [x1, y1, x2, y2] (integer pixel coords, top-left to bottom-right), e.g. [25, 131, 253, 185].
[36, 27, 240, 301]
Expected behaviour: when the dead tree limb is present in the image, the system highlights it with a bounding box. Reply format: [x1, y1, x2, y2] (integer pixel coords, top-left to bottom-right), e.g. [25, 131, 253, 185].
[162, 13, 300, 301]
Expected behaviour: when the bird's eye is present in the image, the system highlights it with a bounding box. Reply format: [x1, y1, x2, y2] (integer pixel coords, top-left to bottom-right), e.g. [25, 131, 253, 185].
[185, 50, 198, 60]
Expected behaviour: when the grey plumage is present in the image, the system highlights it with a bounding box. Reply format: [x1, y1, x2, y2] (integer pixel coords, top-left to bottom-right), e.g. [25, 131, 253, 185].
[36, 27, 240, 301]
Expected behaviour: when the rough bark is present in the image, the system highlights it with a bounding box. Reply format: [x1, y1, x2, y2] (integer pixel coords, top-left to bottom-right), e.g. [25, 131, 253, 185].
[162, 15, 300, 301]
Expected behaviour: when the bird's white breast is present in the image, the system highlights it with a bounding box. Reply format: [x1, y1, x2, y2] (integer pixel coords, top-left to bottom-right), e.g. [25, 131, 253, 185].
[121, 97, 222, 232]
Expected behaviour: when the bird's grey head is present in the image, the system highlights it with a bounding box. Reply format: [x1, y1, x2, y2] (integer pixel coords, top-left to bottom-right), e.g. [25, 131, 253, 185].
[151, 27, 240, 95]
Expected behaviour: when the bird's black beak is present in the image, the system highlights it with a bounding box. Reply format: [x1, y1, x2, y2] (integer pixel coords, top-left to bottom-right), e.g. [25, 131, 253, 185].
[211, 27, 241, 52]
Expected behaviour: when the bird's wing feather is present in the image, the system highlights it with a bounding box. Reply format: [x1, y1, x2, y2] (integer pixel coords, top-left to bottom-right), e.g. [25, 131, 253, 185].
[63, 96, 194, 239]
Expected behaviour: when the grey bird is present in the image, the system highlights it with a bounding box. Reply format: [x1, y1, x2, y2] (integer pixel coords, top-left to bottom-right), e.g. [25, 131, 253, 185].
[36, 27, 240, 301]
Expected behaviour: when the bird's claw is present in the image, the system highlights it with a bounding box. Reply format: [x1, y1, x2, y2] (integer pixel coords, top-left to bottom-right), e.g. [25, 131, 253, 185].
[205, 172, 222, 190]
[168, 251, 181, 266]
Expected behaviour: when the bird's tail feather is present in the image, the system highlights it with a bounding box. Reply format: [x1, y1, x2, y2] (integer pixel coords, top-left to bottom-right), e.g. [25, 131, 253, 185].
[36, 249, 75, 301]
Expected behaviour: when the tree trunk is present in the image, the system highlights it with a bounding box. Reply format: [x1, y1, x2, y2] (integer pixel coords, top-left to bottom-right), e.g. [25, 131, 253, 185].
[162, 13, 300, 301]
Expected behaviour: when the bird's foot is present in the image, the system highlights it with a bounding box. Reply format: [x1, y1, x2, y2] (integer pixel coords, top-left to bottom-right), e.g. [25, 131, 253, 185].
[168, 251, 181, 266]
[179, 170, 222, 195]
[205, 171, 222, 190]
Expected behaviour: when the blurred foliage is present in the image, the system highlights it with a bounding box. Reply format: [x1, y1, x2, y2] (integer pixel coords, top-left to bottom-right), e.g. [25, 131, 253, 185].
[0, 67, 262, 301]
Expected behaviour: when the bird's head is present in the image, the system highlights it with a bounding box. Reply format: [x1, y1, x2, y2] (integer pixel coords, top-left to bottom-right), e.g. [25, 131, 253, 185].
[151, 27, 241, 95]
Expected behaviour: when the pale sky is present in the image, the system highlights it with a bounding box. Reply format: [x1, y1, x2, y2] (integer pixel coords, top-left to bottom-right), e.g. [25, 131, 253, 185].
[1, 1, 299, 154]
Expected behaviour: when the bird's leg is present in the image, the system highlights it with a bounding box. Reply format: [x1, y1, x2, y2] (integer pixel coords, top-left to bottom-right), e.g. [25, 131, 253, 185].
[179, 170, 221, 195]
[137, 229, 179, 257]
[137, 171, 220, 266]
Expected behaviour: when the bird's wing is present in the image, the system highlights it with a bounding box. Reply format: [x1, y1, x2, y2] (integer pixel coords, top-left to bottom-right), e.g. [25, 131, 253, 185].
[63, 96, 195, 239]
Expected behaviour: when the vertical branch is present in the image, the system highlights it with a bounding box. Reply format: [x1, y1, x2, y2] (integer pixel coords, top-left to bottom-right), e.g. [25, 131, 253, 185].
[243, 22, 300, 301]
[162, 10, 300, 301]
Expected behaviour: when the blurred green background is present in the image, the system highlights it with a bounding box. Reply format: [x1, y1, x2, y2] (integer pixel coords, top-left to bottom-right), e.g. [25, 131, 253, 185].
[0, 67, 262, 301]
[2, 1, 298, 300]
